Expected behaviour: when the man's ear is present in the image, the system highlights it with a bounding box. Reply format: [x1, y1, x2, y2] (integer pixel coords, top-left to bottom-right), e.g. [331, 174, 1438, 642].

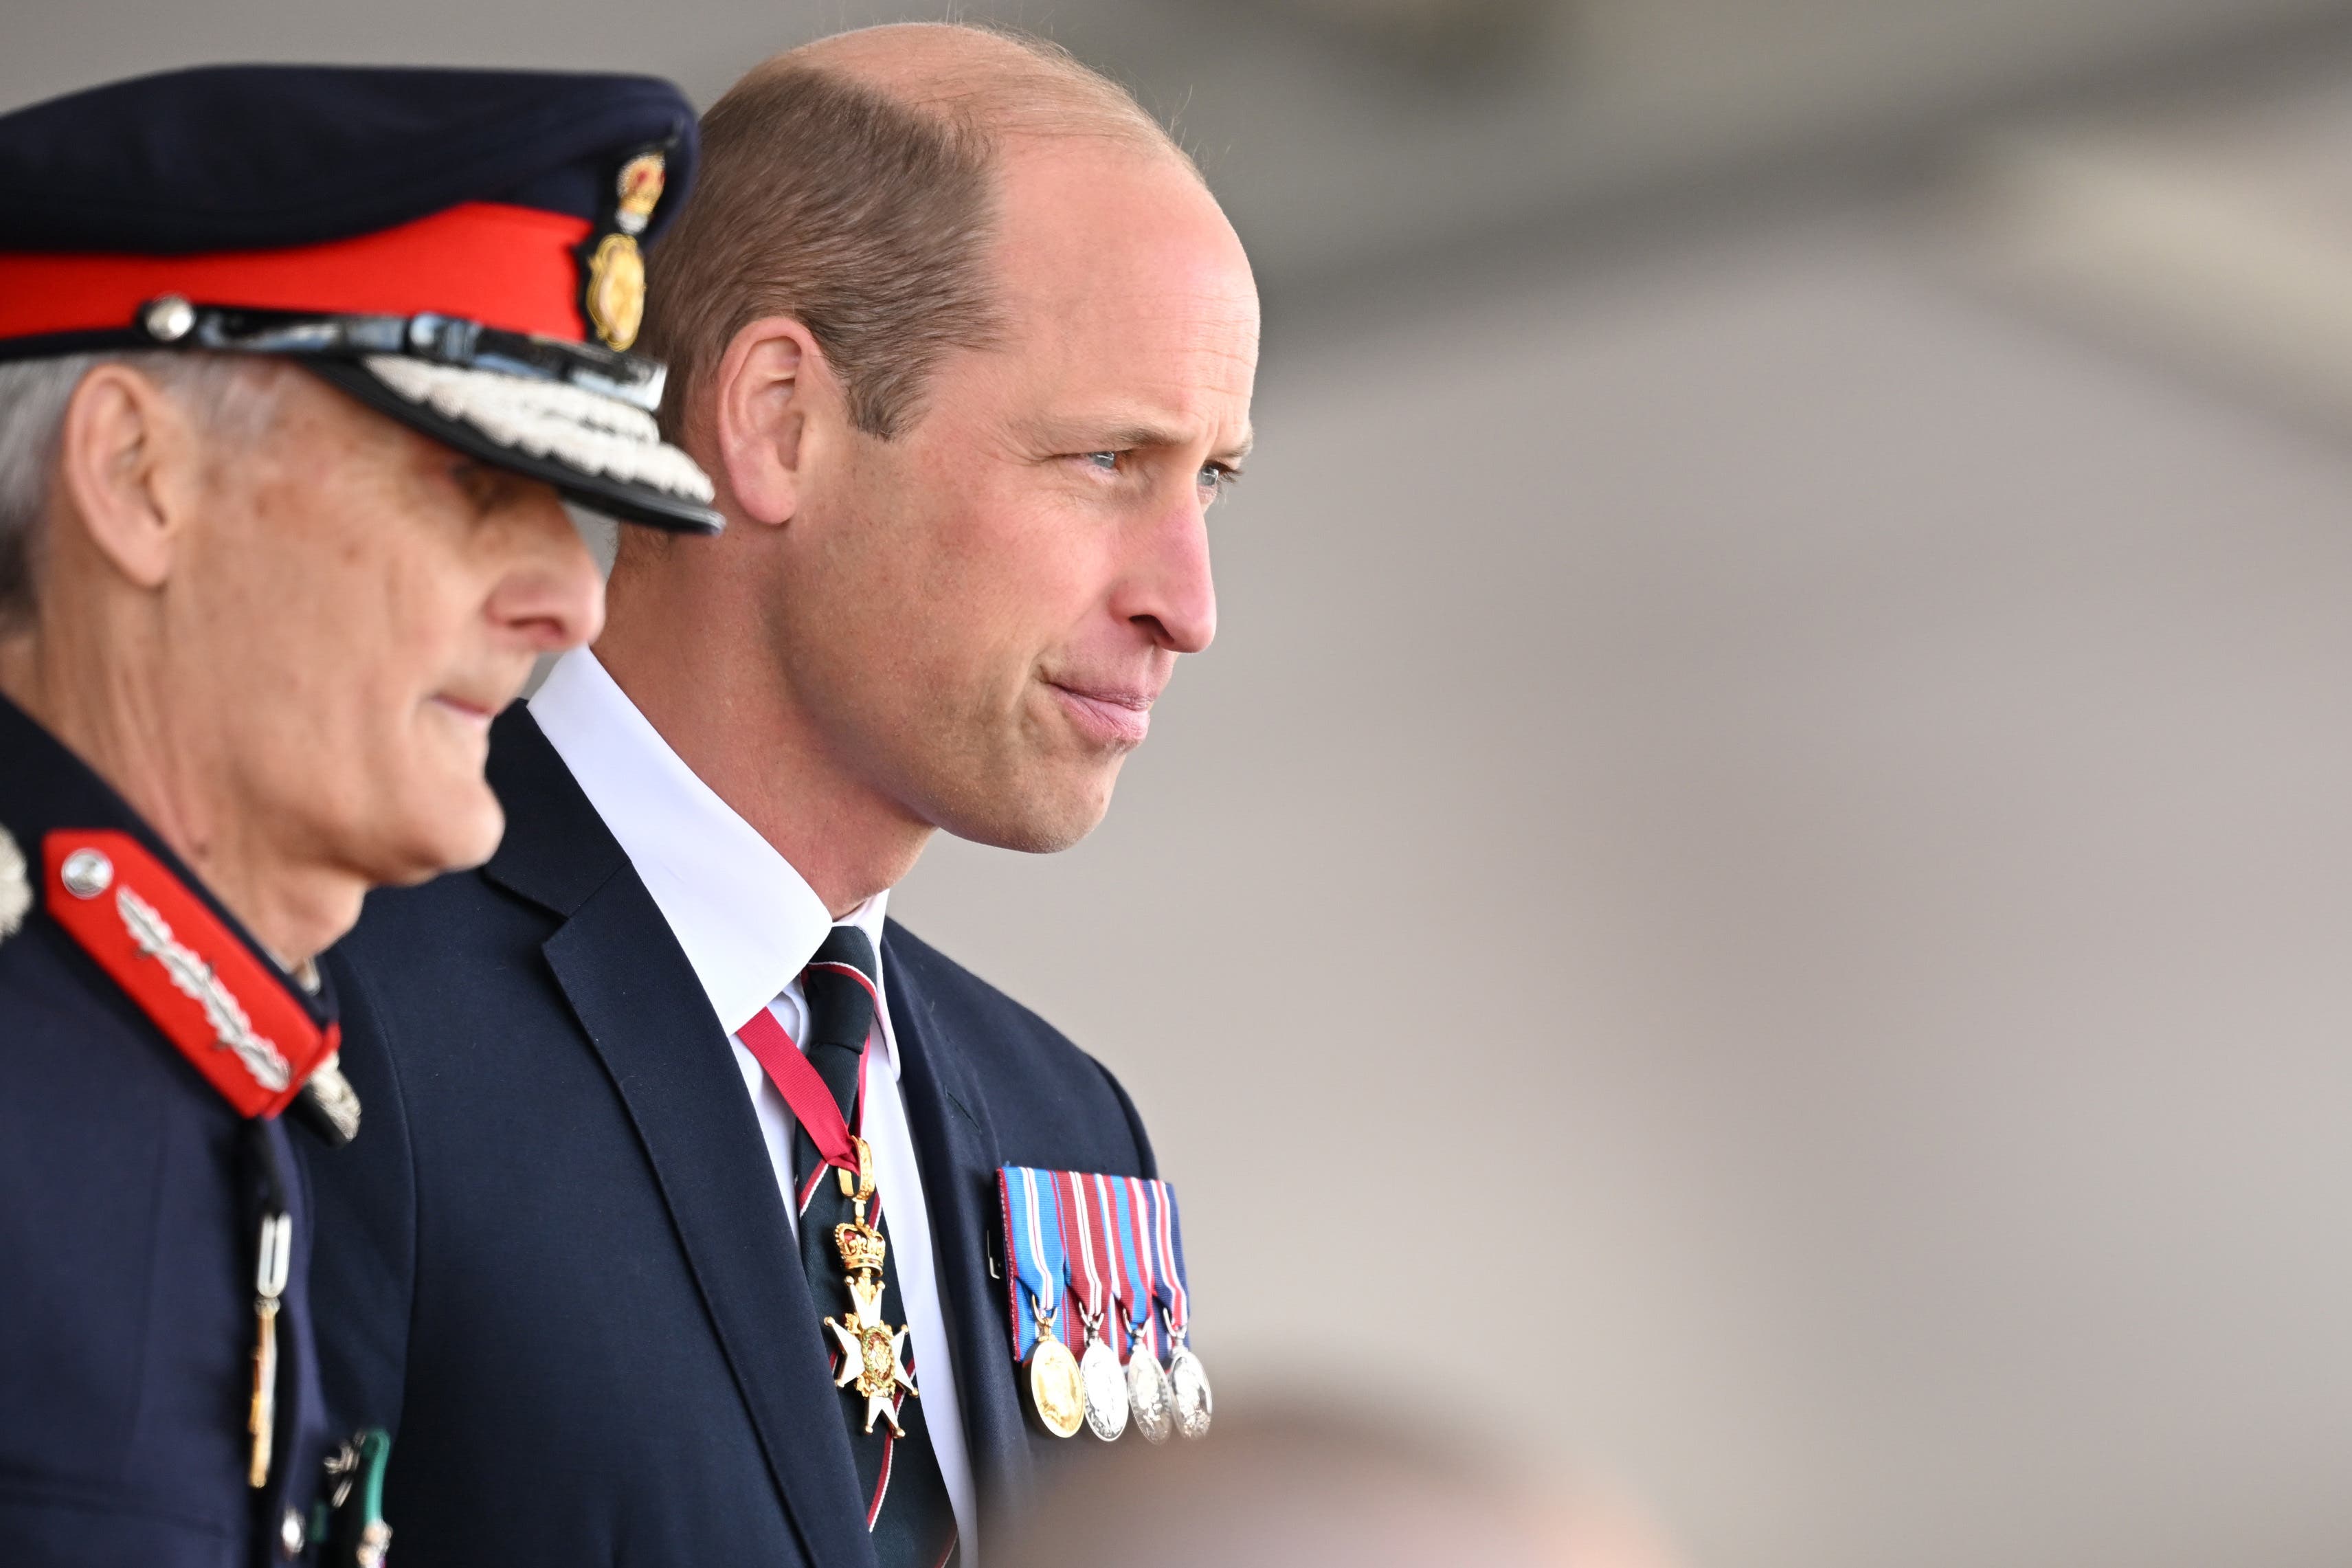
[52, 363, 203, 592]
[710, 316, 836, 528]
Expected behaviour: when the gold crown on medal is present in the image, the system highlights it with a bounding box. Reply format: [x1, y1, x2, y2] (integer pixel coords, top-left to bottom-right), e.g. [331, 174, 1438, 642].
[834, 1220, 888, 1275]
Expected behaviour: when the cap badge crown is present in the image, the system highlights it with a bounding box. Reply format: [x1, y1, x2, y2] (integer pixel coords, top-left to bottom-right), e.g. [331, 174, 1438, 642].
[614, 152, 666, 236]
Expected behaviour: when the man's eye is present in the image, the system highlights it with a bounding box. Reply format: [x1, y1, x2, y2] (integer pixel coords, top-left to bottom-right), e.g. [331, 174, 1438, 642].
[1081, 451, 1121, 473]
[1198, 463, 1240, 500]
[448, 460, 502, 514]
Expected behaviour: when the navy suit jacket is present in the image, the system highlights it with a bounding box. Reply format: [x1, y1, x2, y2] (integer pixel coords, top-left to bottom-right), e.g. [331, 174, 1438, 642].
[303, 706, 1157, 1567]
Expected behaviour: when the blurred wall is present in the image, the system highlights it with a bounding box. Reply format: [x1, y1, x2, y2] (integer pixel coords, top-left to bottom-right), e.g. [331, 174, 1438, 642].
[13, 4, 2352, 1566]
[895, 199, 2352, 1568]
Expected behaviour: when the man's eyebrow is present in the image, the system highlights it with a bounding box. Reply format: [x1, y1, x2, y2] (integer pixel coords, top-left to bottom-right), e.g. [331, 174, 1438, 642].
[1077, 423, 1256, 465]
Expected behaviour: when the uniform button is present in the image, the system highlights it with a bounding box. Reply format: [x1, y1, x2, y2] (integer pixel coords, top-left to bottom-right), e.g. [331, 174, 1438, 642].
[280, 1507, 306, 1558]
[58, 847, 113, 899]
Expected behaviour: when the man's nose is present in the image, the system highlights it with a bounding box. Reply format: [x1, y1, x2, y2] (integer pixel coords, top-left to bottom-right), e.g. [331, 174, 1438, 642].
[1117, 491, 1218, 656]
[492, 503, 608, 653]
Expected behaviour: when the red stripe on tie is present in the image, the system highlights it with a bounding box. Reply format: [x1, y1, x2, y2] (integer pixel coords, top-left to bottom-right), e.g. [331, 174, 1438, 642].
[0, 202, 593, 343]
[805, 959, 882, 1015]
[736, 1007, 857, 1174]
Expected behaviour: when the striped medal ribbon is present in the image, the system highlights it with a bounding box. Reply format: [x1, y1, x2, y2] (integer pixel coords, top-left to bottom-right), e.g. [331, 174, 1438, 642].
[1055, 1171, 1130, 1440]
[998, 1167, 1084, 1438]
[1144, 1179, 1212, 1440]
[1112, 1175, 1176, 1442]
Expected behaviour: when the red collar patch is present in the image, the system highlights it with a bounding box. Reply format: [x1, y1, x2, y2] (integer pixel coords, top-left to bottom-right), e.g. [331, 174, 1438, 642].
[43, 829, 338, 1119]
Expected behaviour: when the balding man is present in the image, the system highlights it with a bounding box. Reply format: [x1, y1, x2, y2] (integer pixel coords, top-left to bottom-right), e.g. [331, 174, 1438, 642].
[304, 25, 1257, 1568]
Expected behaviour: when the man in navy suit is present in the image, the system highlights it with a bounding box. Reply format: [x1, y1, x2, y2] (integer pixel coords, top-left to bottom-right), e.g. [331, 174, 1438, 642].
[304, 22, 1259, 1568]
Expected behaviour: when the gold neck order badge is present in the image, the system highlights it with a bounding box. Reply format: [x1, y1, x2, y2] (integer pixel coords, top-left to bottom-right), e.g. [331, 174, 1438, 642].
[825, 1136, 919, 1435]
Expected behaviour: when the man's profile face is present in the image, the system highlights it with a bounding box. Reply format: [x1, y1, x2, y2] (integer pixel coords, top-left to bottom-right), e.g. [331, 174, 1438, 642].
[173, 373, 604, 887]
[790, 139, 1259, 853]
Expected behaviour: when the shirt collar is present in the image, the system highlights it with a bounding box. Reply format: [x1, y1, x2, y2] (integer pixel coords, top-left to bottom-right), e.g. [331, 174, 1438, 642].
[529, 649, 894, 1069]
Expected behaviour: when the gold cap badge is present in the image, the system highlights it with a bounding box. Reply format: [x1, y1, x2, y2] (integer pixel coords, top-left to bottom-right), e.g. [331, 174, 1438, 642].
[583, 232, 645, 350]
[581, 150, 665, 351]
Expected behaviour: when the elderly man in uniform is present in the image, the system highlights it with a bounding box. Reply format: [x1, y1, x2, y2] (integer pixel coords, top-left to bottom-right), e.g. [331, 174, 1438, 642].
[304, 22, 1257, 1568]
[0, 65, 716, 1567]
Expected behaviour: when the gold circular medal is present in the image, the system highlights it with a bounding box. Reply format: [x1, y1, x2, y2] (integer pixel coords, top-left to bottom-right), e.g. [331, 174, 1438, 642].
[1169, 1345, 1213, 1440]
[1027, 1339, 1085, 1439]
[1079, 1337, 1129, 1442]
[1126, 1350, 1174, 1444]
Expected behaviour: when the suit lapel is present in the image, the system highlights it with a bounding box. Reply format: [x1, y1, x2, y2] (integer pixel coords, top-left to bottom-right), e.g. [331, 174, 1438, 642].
[884, 924, 1039, 1518]
[485, 710, 880, 1568]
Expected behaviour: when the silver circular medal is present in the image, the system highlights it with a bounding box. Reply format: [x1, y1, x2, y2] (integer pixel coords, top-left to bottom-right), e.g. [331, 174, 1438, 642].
[1169, 1344, 1213, 1440]
[1078, 1336, 1129, 1441]
[1125, 1349, 1175, 1444]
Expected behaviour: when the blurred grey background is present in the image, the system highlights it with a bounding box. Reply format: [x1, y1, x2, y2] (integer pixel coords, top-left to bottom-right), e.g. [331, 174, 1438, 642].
[16, 3, 2352, 1565]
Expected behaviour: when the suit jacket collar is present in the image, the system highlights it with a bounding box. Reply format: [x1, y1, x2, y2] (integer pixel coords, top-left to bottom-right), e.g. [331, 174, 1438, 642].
[482, 705, 882, 1568]
[882, 924, 1038, 1516]
[525, 649, 862, 1046]
[478, 702, 629, 919]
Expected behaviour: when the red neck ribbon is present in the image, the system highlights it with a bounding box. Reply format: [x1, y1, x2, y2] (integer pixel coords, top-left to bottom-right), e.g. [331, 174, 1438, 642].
[737, 1007, 861, 1174]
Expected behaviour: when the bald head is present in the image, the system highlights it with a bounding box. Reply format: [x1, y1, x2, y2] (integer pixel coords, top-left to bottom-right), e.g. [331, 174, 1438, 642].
[783, 23, 1191, 161]
[638, 23, 1204, 444]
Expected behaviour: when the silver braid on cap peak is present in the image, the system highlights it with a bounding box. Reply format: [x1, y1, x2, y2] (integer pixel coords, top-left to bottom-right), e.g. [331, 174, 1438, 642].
[360, 355, 714, 504]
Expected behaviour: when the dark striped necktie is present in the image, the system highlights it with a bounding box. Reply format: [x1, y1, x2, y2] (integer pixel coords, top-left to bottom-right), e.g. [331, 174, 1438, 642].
[792, 925, 959, 1568]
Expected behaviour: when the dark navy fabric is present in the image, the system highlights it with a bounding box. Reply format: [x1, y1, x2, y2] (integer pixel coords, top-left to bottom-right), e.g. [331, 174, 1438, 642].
[0, 65, 697, 254]
[0, 694, 334, 1567]
[304, 704, 1157, 1567]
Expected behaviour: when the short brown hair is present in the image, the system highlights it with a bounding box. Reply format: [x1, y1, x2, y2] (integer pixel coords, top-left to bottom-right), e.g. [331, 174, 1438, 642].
[639, 28, 1188, 444]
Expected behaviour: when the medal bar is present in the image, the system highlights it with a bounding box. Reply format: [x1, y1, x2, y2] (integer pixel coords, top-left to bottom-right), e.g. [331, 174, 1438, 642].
[998, 1167, 1210, 1443]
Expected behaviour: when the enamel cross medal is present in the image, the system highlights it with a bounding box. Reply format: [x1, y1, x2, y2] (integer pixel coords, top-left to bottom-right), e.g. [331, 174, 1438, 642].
[825, 1135, 917, 1434]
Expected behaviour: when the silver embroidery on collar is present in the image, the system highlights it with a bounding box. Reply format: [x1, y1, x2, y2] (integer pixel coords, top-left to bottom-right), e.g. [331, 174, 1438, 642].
[118, 885, 292, 1090]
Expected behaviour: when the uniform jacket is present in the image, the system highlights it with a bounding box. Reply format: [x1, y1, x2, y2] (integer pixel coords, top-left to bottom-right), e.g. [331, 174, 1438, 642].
[304, 705, 1157, 1567]
[0, 695, 333, 1568]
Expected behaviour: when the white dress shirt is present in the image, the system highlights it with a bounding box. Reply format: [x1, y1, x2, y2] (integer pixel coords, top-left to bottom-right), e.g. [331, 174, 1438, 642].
[530, 647, 978, 1560]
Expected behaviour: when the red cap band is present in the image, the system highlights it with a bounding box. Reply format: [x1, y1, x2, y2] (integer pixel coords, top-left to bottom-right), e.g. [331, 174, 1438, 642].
[0, 201, 592, 345]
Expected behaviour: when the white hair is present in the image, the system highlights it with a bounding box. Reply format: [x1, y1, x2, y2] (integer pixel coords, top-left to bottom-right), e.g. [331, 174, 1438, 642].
[0, 351, 289, 630]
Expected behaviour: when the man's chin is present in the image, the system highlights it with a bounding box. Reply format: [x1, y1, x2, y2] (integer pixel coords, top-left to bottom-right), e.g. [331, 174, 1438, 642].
[373, 787, 508, 886]
[939, 765, 1117, 855]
